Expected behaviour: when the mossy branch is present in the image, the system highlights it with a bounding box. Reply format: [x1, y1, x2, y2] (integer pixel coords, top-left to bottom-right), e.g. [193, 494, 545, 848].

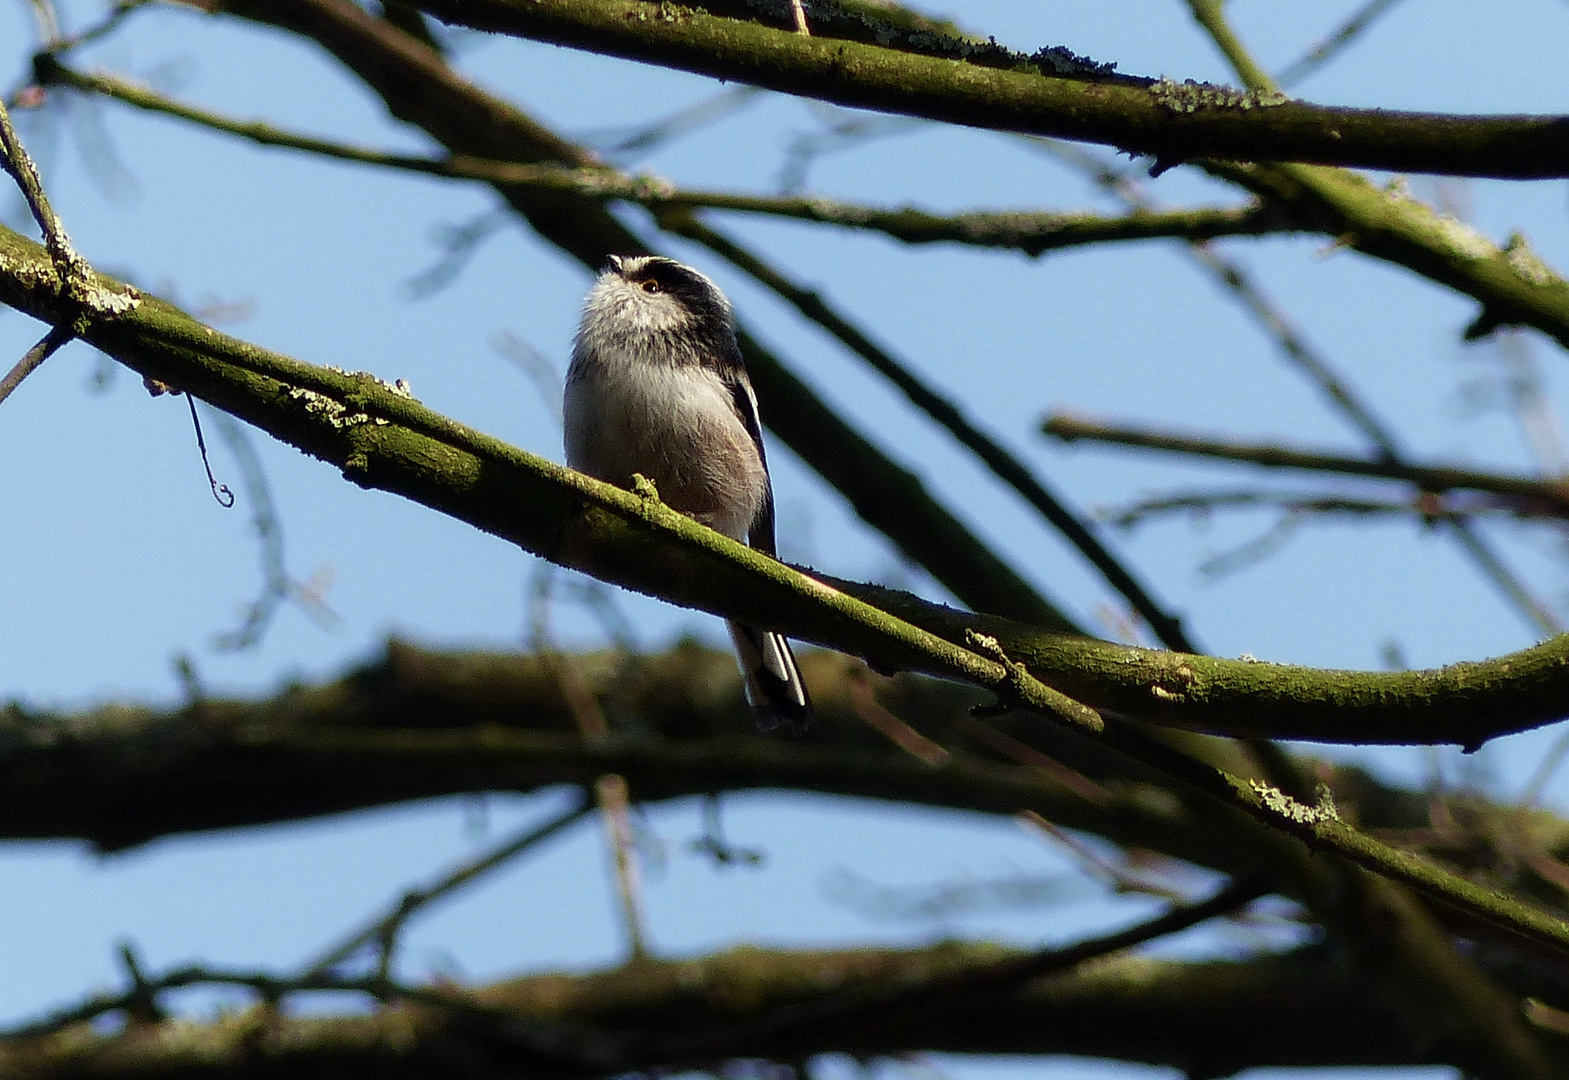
[0, 946, 1457, 1076]
[7, 220, 1569, 755]
[385, 0, 1569, 179]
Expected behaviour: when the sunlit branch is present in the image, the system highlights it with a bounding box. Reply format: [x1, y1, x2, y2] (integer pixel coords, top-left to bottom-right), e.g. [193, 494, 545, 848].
[13, 218, 1569, 750]
[388, 0, 1569, 179]
[1043, 415, 1569, 517]
[1039, 138, 1563, 635]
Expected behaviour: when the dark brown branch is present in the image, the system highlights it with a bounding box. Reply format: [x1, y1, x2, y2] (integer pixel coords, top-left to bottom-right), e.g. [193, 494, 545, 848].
[0, 946, 1454, 1077]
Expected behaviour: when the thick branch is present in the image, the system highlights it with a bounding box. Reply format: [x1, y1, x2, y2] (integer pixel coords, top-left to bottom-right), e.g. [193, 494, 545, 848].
[385, 0, 1569, 179]
[0, 946, 1453, 1077]
[7, 217, 1569, 749]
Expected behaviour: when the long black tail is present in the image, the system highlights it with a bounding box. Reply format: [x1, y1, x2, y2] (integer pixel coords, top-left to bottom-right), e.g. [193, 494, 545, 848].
[728, 620, 812, 734]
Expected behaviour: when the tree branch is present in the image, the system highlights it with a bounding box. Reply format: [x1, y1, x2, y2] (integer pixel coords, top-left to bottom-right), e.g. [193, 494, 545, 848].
[8, 216, 1569, 749]
[376, 0, 1569, 179]
[1044, 413, 1569, 516]
[0, 945, 1460, 1076]
[33, 58, 1299, 256]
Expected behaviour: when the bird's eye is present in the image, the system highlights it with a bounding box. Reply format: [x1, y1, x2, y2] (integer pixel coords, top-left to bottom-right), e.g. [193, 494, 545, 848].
[641, 280, 660, 294]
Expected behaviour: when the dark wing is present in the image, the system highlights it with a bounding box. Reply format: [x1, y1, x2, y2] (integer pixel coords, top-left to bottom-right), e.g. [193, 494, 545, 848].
[725, 369, 777, 557]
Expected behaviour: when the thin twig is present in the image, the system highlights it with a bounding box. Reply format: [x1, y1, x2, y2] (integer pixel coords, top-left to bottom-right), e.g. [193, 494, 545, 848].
[530, 566, 649, 958]
[1040, 138, 1563, 635]
[1183, 0, 1279, 93]
[37, 60, 1298, 258]
[788, 0, 808, 36]
[1044, 414, 1569, 516]
[0, 323, 71, 406]
[36, 0, 152, 56]
[1522, 730, 1569, 807]
[209, 413, 338, 650]
[304, 795, 592, 977]
[185, 396, 235, 507]
[1277, 0, 1406, 88]
[588, 85, 762, 161]
[1106, 489, 1495, 526]
[22, 0, 61, 47]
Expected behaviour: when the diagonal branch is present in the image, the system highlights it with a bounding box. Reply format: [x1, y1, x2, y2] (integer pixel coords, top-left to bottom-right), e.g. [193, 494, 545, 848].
[677, 216, 1198, 651]
[9, 214, 1569, 749]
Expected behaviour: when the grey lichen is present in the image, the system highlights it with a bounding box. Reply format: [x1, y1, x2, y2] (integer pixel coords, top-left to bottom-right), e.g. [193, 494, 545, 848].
[1251, 780, 1339, 825]
[287, 369, 412, 429]
[1503, 231, 1560, 287]
[83, 278, 141, 316]
[1150, 77, 1288, 114]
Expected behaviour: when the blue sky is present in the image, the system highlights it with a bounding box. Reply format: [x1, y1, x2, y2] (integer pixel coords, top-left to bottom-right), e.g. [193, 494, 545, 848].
[4, 2, 1569, 1076]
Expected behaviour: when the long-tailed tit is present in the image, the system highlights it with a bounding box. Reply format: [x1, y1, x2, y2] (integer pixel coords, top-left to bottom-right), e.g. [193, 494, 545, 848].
[565, 255, 813, 732]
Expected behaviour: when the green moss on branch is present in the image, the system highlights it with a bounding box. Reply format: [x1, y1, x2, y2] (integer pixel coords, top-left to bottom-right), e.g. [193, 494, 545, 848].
[397, 0, 1569, 178]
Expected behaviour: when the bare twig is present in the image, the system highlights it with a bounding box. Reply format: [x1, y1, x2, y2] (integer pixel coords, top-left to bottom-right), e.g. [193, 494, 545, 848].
[184, 396, 235, 508]
[21, 0, 61, 47]
[1105, 488, 1487, 527]
[1277, 0, 1406, 88]
[304, 794, 592, 977]
[0, 322, 70, 406]
[847, 670, 949, 765]
[1040, 138, 1562, 634]
[788, 0, 808, 36]
[587, 85, 762, 161]
[1183, 0, 1278, 94]
[530, 566, 649, 958]
[208, 412, 339, 650]
[1043, 414, 1569, 517]
[37, 0, 152, 56]
[36, 60, 1299, 259]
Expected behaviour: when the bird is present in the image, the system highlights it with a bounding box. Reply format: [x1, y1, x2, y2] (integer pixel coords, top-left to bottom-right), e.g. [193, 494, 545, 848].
[564, 254, 813, 733]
